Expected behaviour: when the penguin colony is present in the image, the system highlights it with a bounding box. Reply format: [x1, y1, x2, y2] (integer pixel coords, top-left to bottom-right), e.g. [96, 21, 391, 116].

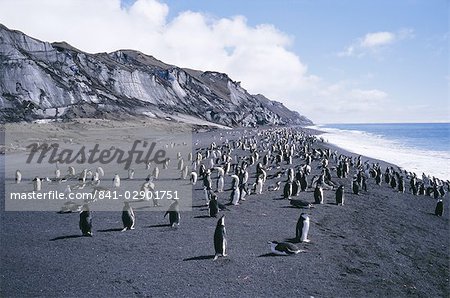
[14, 127, 448, 257]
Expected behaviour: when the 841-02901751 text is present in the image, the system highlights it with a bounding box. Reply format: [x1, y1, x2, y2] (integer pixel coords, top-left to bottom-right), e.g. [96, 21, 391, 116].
[95, 190, 180, 200]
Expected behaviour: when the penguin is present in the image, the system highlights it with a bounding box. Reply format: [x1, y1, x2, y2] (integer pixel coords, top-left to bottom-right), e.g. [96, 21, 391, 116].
[230, 175, 240, 205]
[336, 185, 345, 206]
[163, 158, 170, 170]
[79, 204, 93, 236]
[375, 171, 382, 186]
[79, 169, 88, 183]
[384, 172, 391, 184]
[92, 171, 100, 185]
[239, 181, 248, 202]
[208, 193, 219, 217]
[336, 165, 342, 178]
[289, 199, 312, 209]
[97, 166, 105, 177]
[287, 168, 295, 182]
[177, 165, 186, 180]
[164, 200, 180, 227]
[390, 176, 397, 189]
[255, 175, 264, 194]
[68, 166, 76, 176]
[314, 185, 323, 204]
[268, 241, 302, 255]
[361, 176, 368, 192]
[121, 202, 135, 231]
[204, 187, 212, 206]
[199, 164, 206, 178]
[439, 185, 446, 197]
[352, 179, 360, 195]
[398, 176, 405, 193]
[304, 164, 312, 176]
[283, 181, 293, 199]
[153, 167, 160, 179]
[140, 181, 153, 201]
[435, 199, 443, 216]
[213, 215, 227, 260]
[296, 213, 311, 243]
[190, 171, 198, 185]
[15, 170, 22, 184]
[292, 180, 300, 196]
[203, 170, 212, 190]
[224, 161, 231, 175]
[214, 167, 225, 192]
[177, 158, 184, 171]
[113, 174, 120, 188]
[128, 169, 135, 180]
[342, 161, 349, 177]
[33, 177, 42, 191]
[419, 183, 425, 195]
[299, 173, 308, 191]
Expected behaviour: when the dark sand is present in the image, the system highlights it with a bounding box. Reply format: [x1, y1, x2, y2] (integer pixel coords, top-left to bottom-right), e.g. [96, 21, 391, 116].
[1, 123, 449, 297]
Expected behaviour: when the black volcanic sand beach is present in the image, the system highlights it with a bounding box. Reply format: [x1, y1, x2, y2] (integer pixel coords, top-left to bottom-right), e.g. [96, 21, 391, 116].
[1, 123, 449, 297]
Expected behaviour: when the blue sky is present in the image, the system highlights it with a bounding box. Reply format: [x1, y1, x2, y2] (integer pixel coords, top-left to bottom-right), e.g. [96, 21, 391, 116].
[1, 0, 448, 123]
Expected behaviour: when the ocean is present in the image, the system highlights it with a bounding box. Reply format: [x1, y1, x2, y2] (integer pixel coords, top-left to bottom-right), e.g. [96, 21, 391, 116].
[312, 123, 450, 181]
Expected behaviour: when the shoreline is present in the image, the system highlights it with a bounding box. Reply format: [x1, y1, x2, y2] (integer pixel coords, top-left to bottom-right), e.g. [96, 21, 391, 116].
[2, 119, 447, 181]
[307, 124, 450, 182]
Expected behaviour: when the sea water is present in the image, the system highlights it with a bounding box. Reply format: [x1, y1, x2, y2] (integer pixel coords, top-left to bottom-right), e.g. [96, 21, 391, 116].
[311, 123, 450, 181]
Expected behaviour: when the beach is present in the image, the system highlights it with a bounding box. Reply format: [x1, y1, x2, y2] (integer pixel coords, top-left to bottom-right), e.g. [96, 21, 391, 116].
[1, 119, 449, 297]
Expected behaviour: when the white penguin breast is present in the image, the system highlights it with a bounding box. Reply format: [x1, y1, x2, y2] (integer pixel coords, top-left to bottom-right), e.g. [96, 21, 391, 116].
[301, 218, 310, 241]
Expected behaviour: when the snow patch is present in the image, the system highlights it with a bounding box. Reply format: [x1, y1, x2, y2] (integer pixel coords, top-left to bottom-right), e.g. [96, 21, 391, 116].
[168, 72, 187, 98]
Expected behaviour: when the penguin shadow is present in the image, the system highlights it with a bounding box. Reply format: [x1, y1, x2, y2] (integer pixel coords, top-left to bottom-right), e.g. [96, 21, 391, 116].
[49, 234, 84, 241]
[426, 212, 442, 217]
[192, 204, 207, 208]
[280, 205, 310, 209]
[258, 253, 286, 257]
[146, 224, 172, 228]
[183, 255, 215, 261]
[97, 228, 124, 233]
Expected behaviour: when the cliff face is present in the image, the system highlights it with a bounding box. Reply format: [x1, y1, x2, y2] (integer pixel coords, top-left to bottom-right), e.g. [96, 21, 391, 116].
[0, 24, 313, 126]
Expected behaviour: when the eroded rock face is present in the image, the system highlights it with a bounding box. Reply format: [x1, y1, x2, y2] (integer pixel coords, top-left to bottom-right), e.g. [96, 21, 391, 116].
[0, 24, 313, 126]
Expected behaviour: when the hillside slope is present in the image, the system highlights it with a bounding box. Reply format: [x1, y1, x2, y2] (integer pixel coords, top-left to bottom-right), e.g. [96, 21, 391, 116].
[0, 24, 312, 127]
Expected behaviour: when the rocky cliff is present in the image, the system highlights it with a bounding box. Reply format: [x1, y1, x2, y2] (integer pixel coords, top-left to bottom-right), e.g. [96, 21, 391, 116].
[0, 24, 313, 126]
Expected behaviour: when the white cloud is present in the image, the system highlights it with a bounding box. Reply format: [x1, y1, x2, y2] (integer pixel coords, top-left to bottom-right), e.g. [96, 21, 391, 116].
[0, 0, 403, 123]
[339, 28, 414, 57]
[0, 0, 314, 105]
[361, 32, 395, 48]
